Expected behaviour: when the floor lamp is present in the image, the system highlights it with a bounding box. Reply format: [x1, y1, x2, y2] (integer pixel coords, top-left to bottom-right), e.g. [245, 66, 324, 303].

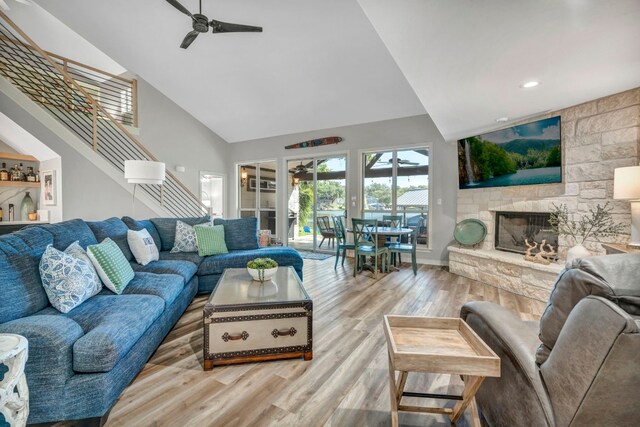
[124, 160, 166, 216]
[614, 165, 640, 248]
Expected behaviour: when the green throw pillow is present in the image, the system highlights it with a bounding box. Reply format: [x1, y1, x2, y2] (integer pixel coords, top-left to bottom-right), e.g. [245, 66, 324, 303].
[194, 224, 228, 256]
[87, 238, 135, 294]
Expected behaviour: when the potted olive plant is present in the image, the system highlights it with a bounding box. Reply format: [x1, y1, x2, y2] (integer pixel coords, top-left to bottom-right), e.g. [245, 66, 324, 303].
[247, 258, 278, 282]
[549, 202, 624, 267]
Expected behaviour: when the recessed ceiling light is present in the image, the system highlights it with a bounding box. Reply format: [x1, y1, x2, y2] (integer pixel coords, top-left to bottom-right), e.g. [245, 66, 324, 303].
[521, 80, 540, 89]
[495, 117, 509, 122]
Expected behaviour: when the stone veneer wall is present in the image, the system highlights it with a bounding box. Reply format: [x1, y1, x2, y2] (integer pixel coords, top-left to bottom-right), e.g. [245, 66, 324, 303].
[456, 87, 640, 258]
[449, 247, 563, 301]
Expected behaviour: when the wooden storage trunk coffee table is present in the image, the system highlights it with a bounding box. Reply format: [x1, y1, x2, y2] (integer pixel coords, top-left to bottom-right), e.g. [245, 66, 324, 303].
[383, 315, 500, 427]
[203, 267, 313, 370]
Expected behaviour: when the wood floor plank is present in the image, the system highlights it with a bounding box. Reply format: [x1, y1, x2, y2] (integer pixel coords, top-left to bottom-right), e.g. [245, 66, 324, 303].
[104, 257, 547, 427]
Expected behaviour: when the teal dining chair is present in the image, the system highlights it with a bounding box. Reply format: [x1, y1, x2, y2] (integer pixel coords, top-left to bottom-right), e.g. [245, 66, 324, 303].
[332, 216, 355, 269]
[382, 214, 403, 228]
[387, 217, 423, 275]
[383, 214, 404, 262]
[352, 218, 389, 278]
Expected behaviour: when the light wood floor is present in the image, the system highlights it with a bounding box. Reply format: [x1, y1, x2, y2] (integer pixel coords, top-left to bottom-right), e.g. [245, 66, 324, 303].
[105, 259, 546, 427]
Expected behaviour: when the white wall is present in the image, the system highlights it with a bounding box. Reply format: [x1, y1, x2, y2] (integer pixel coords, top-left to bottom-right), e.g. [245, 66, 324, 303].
[228, 115, 457, 264]
[135, 78, 229, 199]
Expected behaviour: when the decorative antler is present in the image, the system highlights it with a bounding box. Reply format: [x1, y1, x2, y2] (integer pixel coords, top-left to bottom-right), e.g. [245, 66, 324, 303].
[524, 239, 537, 259]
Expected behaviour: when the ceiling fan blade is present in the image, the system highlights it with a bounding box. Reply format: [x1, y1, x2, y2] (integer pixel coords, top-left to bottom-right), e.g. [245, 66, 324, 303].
[210, 19, 263, 33]
[166, 0, 194, 18]
[180, 31, 199, 49]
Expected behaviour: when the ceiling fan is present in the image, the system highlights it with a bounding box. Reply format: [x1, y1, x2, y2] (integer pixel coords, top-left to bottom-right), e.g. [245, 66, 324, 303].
[165, 0, 263, 49]
[377, 158, 419, 167]
[0, 0, 31, 11]
[289, 162, 314, 175]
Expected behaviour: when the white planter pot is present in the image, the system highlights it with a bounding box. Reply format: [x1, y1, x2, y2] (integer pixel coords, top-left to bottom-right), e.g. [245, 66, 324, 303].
[565, 244, 591, 268]
[247, 266, 278, 282]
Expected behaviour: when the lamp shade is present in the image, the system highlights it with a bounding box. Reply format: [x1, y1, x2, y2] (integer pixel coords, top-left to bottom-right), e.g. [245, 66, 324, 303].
[614, 166, 640, 200]
[124, 160, 166, 185]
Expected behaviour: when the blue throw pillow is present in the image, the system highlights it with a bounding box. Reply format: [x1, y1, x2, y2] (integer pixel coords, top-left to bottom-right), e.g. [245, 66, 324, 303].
[213, 217, 259, 251]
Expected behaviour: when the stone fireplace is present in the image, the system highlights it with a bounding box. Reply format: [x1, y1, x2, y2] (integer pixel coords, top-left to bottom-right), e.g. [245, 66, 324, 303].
[449, 88, 640, 302]
[494, 211, 558, 255]
[449, 208, 563, 302]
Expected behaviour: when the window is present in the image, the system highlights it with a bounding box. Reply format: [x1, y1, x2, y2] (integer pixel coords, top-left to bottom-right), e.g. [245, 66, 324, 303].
[362, 148, 429, 247]
[238, 161, 277, 236]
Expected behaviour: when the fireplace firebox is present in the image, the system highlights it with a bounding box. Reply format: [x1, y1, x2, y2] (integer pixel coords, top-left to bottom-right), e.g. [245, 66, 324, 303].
[494, 211, 558, 255]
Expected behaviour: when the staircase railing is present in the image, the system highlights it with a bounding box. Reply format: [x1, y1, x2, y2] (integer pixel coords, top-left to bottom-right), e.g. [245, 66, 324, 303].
[0, 34, 138, 127]
[0, 11, 208, 217]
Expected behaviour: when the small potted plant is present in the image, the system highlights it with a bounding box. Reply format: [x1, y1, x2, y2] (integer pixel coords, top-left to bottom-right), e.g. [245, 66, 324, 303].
[247, 258, 278, 282]
[549, 202, 624, 266]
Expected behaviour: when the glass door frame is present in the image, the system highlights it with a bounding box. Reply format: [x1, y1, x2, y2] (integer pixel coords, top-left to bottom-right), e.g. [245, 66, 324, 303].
[358, 143, 433, 251]
[236, 160, 278, 237]
[284, 151, 350, 253]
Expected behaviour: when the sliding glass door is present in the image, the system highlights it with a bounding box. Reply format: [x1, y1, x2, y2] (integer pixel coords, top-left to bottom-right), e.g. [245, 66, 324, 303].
[362, 148, 429, 248]
[287, 156, 347, 252]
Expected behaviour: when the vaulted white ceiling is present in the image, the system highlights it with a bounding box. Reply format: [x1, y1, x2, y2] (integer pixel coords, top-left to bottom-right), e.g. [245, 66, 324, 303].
[357, 0, 640, 140]
[9, 1, 640, 144]
[32, 0, 426, 143]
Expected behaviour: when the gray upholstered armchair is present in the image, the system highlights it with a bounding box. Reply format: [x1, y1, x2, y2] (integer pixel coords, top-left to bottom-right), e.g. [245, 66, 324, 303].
[461, 253, 640, 426]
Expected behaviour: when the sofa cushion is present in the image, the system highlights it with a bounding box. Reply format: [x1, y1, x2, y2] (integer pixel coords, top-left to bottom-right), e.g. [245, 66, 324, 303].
[39, 243, 102, 313]
[213, 217, 259, 251]
[40, 219, 97, 250]
[197, 247, 303, 276]
[101, 272, 184, 307]
[150, 216, 210, 251]
[159, 250, 204, 266]
[130, 260, 197, 284]
[536, 253, 640, 365]
[87, 217, 134, 261]
[0, 226, 53, 323]
[121, 216, 161, 250]
[58, 294, 164, 373]
[87, 238, 135, 295]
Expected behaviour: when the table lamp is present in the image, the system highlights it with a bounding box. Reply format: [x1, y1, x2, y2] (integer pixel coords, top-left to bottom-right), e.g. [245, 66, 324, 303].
[124, 160, 166, 214]
[613, 165, 640, 248]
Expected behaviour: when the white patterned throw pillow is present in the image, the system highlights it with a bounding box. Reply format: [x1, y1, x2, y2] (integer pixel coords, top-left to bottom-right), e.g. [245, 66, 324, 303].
[170, 220, 199, 253]
[39, 241, 103, 313]
[127, 228, 159, 265]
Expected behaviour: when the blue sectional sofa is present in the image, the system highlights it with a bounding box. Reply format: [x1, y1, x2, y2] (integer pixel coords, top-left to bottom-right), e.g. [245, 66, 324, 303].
[0, 216, 303, 425]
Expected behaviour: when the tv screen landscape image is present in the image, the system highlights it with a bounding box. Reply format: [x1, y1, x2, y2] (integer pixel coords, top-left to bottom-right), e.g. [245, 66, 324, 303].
[458, 116, 562, 189]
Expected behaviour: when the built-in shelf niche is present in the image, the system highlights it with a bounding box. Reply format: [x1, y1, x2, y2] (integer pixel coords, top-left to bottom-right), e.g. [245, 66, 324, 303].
[0, 151, 41, 225]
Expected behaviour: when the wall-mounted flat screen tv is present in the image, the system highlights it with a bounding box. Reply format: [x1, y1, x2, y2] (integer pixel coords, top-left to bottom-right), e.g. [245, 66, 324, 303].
[458, 116, 561, 189]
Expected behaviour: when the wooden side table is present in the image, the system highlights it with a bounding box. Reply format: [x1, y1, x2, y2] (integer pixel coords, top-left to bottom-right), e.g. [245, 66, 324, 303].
[383, 316, 500, 427]
[601, 243, 640, 255]
[0, 334, 29, 427]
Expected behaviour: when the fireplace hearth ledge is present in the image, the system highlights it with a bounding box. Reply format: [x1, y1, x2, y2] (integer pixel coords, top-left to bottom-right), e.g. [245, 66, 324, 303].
[448, 246, 564, 302]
